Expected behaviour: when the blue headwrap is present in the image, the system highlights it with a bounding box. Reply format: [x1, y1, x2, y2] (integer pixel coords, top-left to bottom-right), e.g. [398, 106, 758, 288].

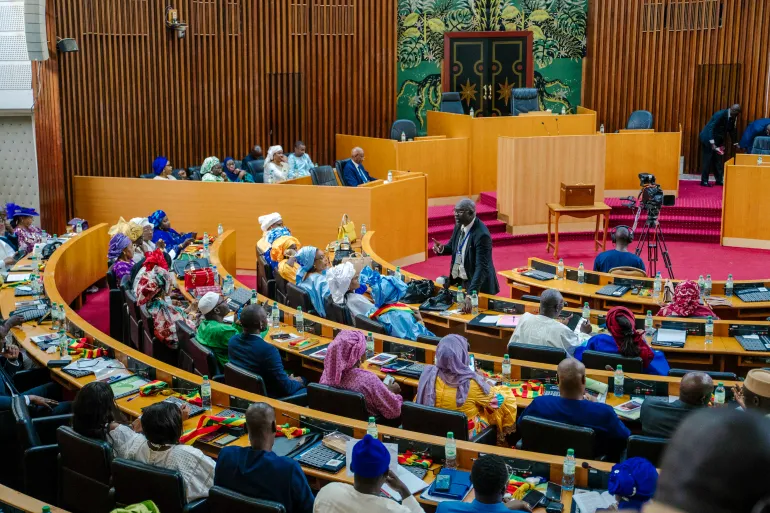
[148, 210, 166, 229]
[295, 246, 317, 283]
[6, 203, 39, 218]
[222, 157, 239, 182]
[152, 156, 169, 176]
[359, 266, 407, 307]
[350, 435, 390, 478]
[608, 457, 658, 510]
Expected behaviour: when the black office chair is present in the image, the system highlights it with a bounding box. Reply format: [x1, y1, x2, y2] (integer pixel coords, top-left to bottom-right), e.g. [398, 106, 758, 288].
[273, 271, 289, 305]
[139, 304, 179, 366]
[189, 337, 224, 381]
[106, 266, 125, 342]
[507, 343, 567, 365]
[626, 435, 668, 467]
[176, 320, 196, 374]
[324, 296, 352, 325]
[390, 119, 418, 141]
[518, 417, 596, 459]
[244, 159, 265, 183]
[625, 110, 653, 130]
[172, 168, 189, 180]
[417, 334, 441, 345]
[111, 458, 207, 513]
[335, 159, 352, 186]
[139, 173, 156, 179]
[440, 92, 465, 114]
[307, 383, 370, 421]
[401, 402, 497, 445]
[208, 486, 286, 513]
[511, 88, 540, 116]
[286, 283, 315, 314]
[668, 369, 738, 381]
[310, 166, 338, 186]
[119, 280, 131, 345]
[57, 426, 115, 513]
[352, 314, 387, 335]
[582, 350, 644, 373]
[223, 362, 307, 405]
[520, 295, 542, 303]
[257, 254, 276, 300]
[125, 289, 143, 350]
[187, 166, 203, 181]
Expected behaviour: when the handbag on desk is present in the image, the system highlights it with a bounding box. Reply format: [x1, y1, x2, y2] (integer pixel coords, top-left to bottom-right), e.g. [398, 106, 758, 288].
[419, 288, 454, 311]
[337, 214, 357, 243]
[402, 279, 434, 304]
[184, 267, 216, 290]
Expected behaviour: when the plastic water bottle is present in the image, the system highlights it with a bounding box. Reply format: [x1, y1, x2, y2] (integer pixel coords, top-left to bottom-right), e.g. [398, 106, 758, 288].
[366, 331, 375, 359]
[471, 290, 479, 315]
[715, 382, 726, 405]
[387, 171, 393, 183]
[59, 304, 67, 332]
[201, 376, 212, 410]
[211, 265, 219, 286]
[502, 355, 511, 382]
[599, 124, 605, 134]
[76, 221, 83, 234]
[577, 263, 585, 284]
[456, 286, 465, 304]
[361, 224, 367, 237]
[725, 274, 734, 297]
[614, 365, 624, 397]
[271, 301, 280, 328]
[51, 303, 61, 331]
[705, 316, 714, 345]
[705, 274, 712, 297]
[645, 310, 654, 337]
[469, 107, 475, 118]
[653, 272, 662, 298]
[217, 223, 223, 236]
[557, 258, 565, 279]
[562, 449, 576, 491]
[561, 106, 567, 115]
[222, 275, 234, 295]
[759, 155, 764, 165]
[42, 230, 49, 243]
[401, 131, 406, 142]
[367, 417, 378, 438]
[394, 266, 402, 282]
[58, 330, 68, 357]
[582, 302, 590, 320]
[698, 275, 705, 296]
[251, 290, 258, 305]
[202, 232, 210, 258]
[43, 505, 51, 513]
[445, 432, 457, 469]
[295, 306, 304, 333]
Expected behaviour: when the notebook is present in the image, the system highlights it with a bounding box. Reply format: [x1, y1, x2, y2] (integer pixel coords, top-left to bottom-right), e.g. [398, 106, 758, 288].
[496, 315, 519, 328]
[425, 469, 473, 501]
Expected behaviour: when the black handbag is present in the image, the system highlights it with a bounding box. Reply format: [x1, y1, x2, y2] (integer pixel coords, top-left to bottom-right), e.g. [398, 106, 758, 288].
[401, 279, 434, 304]
[419, 288, 454, 311]
[41, 241, 62, 260]
[332, 242, 353, 266]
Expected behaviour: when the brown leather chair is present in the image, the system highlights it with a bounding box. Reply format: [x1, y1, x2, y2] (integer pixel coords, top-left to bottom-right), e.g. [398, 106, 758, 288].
[57, 425, 115, 513]
[111, 458, 207, 513]
[609, 266, 648, 277]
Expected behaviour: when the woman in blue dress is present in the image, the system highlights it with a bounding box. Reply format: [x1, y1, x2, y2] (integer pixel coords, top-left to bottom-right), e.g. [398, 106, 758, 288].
[147, 209, 195, 258]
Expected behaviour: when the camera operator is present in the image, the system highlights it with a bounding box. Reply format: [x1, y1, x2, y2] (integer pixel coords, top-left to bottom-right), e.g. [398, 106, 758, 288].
[593, 225, 645, 273]
[699, 104, 741, 187]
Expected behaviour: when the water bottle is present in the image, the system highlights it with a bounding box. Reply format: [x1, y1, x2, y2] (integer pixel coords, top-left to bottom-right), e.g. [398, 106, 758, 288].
[251, 290, 258, 305]
[582, 301, 590, 320]
[343, 234, 350, 244]
[367, 417, 378, 438]
[502, 355, 511, 382]
[76, 221, 83, 234]
[202, 232, 210, 258]
[222, 275, 234, 295]
[366, 331, 375, 358]
[698, 275, 705, 296]
[759, 156, 764, 165]
[714, 382, 726, 405]
[614, 365, 624, 397]
[217, 223, 223, 236]
[562, 449, 576, 491]
[599, 124, 605, 134]
[58, 330, 68, 357]
[295, 306, 304, 333]
[653, 272, 662, 298]
[51, 303, 61, 331]
[43, 506, 51, 513]
[645, 310, 654, 337]
[557, 258, 565, 279]
[401, 131, 406, 142]
[456, 286, 465, 304]
[470, 290, 479, 315]
[59, 304, 68, 332]
[705, 274, 712, 297]
[42, 230, 49, 243]
[201, 376, 212, 410]
[271, 301, 280, 328]
[387, 171, 393, 183]
[705, 316, 714, 345]
[211, 265, 219, 286]
[445, 432, 457, 469]
[577, 263, 585, 284]
[394, 266, 402, 282]
[469, 107, 475, 118]
[725, 274, 734, 297]
[361, 224, 367, 237]
[561, 106, 567, 115]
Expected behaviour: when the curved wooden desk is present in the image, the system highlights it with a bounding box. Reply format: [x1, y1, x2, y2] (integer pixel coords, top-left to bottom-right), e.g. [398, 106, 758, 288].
[0, 483, 69, 513]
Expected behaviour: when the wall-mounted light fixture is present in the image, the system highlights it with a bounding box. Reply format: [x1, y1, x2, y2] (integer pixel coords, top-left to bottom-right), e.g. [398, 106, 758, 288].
[165, 6, 187, 39]
[56, 37, 79, 53]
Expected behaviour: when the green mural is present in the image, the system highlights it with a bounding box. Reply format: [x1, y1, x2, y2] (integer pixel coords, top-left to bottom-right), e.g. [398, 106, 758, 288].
[396, 0, 588, 132]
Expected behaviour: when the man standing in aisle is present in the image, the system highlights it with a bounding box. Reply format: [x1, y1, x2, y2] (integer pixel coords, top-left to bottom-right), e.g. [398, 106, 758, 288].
[698, 104, 741, 187]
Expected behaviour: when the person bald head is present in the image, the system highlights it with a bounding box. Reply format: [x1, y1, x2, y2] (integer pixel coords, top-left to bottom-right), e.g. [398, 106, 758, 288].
[729, 104, 741, 117]
[557, 358, 586, 399]
[678, 371, 713, 406]
[614, 226, 632, 249]
[540, 289, 565, 318]
[245, 402, 276, 450]
[351, 147, 365, 165]
[240, 304, 268, 335]
[655, 408, 770, 513]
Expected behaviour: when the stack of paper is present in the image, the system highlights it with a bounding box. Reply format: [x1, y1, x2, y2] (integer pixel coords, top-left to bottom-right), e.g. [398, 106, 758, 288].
[496, 315, 519, 328]
[613, 398, 644, 420]
[572, 490, 617, 513]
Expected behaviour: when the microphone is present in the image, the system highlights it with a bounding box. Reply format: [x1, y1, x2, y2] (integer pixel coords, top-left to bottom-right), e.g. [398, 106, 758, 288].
[541, 121, 552, 136]
[554, 117, 561, 135]
[582, 461, 597, 471]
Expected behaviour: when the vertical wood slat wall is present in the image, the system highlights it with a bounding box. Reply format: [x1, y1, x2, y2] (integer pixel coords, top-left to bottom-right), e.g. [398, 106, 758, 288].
[583, 0, 770, 174]
[47, 0, 395, 213]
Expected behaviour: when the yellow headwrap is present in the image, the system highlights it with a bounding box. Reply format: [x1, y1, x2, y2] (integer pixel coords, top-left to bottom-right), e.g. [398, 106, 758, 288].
[109, 217, 143, 242]
[270, 235, 301, 263]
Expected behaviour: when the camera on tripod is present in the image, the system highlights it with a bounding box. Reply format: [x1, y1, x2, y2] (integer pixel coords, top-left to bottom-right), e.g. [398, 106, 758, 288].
[622, 173, 676, 223]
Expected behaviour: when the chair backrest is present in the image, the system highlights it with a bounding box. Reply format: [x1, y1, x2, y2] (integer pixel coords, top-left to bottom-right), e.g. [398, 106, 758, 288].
[175, 320, 196, 373]
[189, 337, 220, 377]
[390, 119, 418, 141]
[138, 304, 155, 357]
[139, 173, 156, 179]
[107, 266, 126, 342]
[626, 435, 668, 467]
[307, 383, 370, 421]
[208, 486, 287, 513]
[224, 362, 268, 396]
[257, 253, 275, 299]
[335, 159, 352, 186]
[511, 88, 539, 116]
[352, 314, 387, 335]
[609, 266, 648, 277]
[111, 458, 187, 513]
[440, 92, 464, 114]
[125, 290, 143, 350]
[244, 159, 265, 183]
[507, 342, 567, 365]
[626, 110, 654, 130]
[751, 136, 770, 154]
[582, 350, 644, 373]
[520, 294, 542, 303]
[519, 416, 596, 459]
[324, 296, 352, 325]
[57, 426, 115, 513]
[187, 166, 203, 181]
[273, 271, 288, 304]
[310, 166, 338, 186]
[417, 334, 441, 345]
[171, 168, 188, 180]
[286, 282, 314, 314]
[401, 402, 470, 441]
[667, 368, 738, 380]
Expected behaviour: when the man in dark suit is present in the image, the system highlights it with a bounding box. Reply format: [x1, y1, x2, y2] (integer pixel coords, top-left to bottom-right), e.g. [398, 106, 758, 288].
[640, 371, 713, 438]
[433, 199, 499, 302]
[341, 147, 375, 187]
[699, 104, 741, 187]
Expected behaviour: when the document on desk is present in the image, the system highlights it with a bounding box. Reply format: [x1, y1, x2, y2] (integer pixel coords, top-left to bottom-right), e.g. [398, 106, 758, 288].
[496, 315, 519, 328]
[572, 490, 616, 513]
[656, 328, 687, 344]
[5, 273, 31, 283]
[478, 315, 501, 324]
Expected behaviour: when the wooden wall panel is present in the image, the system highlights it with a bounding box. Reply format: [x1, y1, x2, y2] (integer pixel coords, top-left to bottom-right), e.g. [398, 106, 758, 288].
[584, 0, 770, 174]
[51, 0, 396, 212]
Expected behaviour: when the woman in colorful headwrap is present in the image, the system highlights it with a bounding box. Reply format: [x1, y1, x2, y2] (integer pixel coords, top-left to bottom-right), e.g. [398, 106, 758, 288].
[7, 203, 43, 254]
[200, 156, 227, 183]
[608, 457, 658, 510]
[657, 280, 718, 319]
[290, 246, 330, 316]
[222, 156, 254, 183]
[130, 217, 156, 262]
[270, 235, 300, 272]
[152, 156, 176, 180]
[108, 233, 135, 283]
[257, 213, 292, 268]
[415, 334, 517, 445]
[319, 330, 403, 419]
[148, 209, 195, 258]
[264, 145, 289, 183]
[575, 306, 670, 375]
[133, 249, 195, 348]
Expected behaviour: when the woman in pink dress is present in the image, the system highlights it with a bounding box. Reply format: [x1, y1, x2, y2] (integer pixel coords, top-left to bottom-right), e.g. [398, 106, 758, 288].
[7, 203, 42, 254]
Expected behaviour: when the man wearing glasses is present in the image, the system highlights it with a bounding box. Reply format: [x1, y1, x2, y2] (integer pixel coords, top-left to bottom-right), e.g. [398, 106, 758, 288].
[342, 147, 375, 186]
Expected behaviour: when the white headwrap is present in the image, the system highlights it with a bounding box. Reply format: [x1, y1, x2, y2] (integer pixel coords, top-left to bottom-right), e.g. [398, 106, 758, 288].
[327, 262, 356, 305]
[259, 212, 282, 233]
[130, 217, 152, 229]
[266, 145, 284, 164]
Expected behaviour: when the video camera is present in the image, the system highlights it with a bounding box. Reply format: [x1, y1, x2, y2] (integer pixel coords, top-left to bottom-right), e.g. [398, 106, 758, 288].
[621, 173, 675, 223]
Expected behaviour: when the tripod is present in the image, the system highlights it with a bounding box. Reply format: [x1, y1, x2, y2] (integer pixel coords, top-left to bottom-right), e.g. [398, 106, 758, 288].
[634, 217, 675, 278]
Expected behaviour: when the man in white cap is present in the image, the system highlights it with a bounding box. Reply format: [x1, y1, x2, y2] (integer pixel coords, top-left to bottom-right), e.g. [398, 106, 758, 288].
[734, 368, 770, 415]
[196, 292, 241, 367]
[256, 212, 288, 256]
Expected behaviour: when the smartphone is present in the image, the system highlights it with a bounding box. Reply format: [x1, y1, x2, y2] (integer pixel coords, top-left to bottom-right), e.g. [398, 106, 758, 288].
[198, 431, 224, 444]
[213, 434, 238, 446]
[468, 354, 475, 372]
[546, 482, 562, 502]
[435, 474, 452, 492]
[522, 490, 545, 508]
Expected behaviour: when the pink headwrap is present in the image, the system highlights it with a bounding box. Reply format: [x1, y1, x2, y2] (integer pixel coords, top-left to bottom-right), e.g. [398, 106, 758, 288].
[319, 330, 366, 387]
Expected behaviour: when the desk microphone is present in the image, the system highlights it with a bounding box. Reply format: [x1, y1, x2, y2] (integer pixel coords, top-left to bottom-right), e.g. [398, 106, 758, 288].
[541, 121, 552, 136]
[581, 461, 597, 471]
[555, 117, 561, 135]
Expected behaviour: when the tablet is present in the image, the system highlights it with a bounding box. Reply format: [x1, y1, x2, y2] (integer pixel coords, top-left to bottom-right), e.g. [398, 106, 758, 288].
[110, 375, 151, 399]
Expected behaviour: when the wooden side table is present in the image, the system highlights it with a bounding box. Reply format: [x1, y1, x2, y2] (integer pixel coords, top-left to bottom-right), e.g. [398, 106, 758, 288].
[546, 202, 612, 259]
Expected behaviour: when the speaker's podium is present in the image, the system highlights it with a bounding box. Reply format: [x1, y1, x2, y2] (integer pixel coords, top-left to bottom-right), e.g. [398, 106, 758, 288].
[496, 135, 607, 238]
